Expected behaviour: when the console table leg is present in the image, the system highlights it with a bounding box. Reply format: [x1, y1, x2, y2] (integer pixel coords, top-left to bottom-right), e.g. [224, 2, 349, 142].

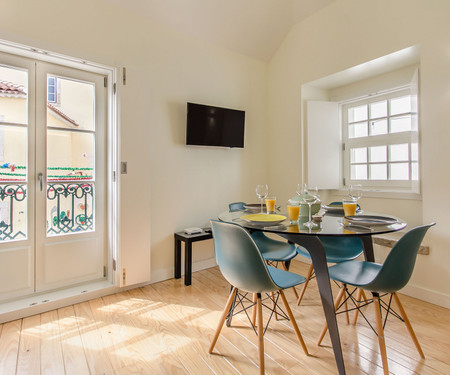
[174, 238, 181, 279]
[185, 242, 193, 286]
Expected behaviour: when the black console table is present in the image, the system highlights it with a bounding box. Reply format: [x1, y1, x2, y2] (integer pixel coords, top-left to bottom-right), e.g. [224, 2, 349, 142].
[174, 229, 213, 286]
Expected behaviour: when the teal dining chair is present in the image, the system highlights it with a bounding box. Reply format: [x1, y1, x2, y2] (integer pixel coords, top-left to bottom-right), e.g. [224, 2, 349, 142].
[296, 236, 364, 307]
[316, 223, 435, 375]
[209, 220, 309, 374]
[228, 202, 300, 297]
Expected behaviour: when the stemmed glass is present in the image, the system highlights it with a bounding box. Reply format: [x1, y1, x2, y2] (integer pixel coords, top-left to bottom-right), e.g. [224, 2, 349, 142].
[255, 184, 269, 214]
[301, 184, 319, 228]
[348, 184, 362, 202]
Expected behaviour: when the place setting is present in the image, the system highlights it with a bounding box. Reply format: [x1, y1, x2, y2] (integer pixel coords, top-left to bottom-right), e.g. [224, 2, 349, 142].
[337, 185, 401, 231]
[239, 184, 287, 227]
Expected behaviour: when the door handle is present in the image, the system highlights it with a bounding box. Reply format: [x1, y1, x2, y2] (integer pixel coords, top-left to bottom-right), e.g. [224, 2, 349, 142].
[38, 172, 43, 191]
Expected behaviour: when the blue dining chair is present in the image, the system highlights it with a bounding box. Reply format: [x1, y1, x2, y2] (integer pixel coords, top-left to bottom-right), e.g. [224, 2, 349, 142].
[316, 223, 435, 375]
[209, 220, 309, 373]
[296, 236, 364, 307]
[228, 202, 300, 296]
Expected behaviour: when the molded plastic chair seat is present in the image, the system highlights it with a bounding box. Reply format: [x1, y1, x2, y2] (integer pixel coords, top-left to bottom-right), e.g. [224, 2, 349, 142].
[267, 266, 306, 290]
[252, 231, 298, 262]
[317, 223, 435, 375]
[209, 220, 309, 374]
[327, 261, 382, 290]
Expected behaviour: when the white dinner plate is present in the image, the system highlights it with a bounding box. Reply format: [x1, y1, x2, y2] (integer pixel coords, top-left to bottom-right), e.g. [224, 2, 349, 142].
[344, 215, 398, 226]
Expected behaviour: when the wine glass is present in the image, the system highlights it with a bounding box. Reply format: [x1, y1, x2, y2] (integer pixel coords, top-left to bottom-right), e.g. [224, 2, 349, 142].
[348, 184, 362, 201]
[301, 185, 319, 228]
[255, 184, 268, 213]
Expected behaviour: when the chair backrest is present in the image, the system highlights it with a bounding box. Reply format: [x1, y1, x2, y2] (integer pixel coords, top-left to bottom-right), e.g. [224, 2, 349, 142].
[228, 202, 246, 212]
[329, 201, 361, 210]
[210, 220, 279, 293]
[319, 236, 364, 263]
[368, 223, 435, 293]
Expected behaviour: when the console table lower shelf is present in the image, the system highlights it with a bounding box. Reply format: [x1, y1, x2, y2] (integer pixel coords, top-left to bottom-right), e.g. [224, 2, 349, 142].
[174, 229, 213, 286]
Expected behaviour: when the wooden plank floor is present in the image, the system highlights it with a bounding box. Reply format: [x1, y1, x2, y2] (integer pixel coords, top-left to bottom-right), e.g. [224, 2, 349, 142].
[1, 260, 449, 374]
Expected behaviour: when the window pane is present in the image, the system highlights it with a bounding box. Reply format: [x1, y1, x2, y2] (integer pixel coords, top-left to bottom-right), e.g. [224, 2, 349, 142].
[390, 163, 409, 180]
[411, 162, 419, 180]
[0, 125, 27, 182]
[389, 143, 409, 162]
[370, 164, 387, 180]
[47, 183, 94, 236]
[370, 100, 387, 118]
[47, 75, 95, 131]
[348, 105, 367, 122]
[369, 119, 387, 136]
[411, 143, 418, 161]
[369, 146, 387, 162]
[0, 184, 27, 241]
[348, 122, 368, 138]
[390, 115, 412, 133]
[390, 95, 411, 115]
[351, 164, 367, 180]
[0, 65, 28, 125]
[47, 129, 94, 182]
[350, 147, 367, 163]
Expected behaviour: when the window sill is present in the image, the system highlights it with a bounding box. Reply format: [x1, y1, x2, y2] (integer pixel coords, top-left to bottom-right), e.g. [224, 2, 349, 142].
[330, 189, 421, 200]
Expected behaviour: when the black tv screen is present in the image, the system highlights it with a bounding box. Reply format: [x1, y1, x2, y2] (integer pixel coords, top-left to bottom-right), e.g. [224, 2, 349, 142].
[186, 102, 245, 148]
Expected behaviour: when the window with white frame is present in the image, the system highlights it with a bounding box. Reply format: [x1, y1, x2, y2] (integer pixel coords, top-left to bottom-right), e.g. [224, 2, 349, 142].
[342, 87, 419, 191]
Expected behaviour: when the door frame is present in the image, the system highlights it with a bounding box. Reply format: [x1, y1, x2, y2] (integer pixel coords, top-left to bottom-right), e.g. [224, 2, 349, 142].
[0, 38, 119, 294]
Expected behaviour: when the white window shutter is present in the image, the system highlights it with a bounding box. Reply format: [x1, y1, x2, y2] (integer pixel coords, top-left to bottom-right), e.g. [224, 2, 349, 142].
[306, 101, 340, 189]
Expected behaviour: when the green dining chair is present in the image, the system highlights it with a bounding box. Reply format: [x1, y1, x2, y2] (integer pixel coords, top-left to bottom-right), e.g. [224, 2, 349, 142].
[317, 223, 435, 375]
[209, 220, 309, 374]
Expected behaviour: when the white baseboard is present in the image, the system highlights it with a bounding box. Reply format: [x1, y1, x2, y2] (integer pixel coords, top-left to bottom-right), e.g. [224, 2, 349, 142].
[400, 284, 450, 309]
[0, 280, 119, 324]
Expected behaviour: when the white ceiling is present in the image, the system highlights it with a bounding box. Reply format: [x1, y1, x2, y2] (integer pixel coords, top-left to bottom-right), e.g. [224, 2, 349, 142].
[104, 0, 336, 61]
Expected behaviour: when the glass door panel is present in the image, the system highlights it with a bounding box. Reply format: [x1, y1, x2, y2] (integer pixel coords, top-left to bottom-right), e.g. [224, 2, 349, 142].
[36, 62, 106, 292]
[0, 53, 35, 300]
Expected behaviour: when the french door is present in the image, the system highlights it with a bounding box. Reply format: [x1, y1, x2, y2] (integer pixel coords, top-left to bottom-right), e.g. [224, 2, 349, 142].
[0, 51, 108, 301]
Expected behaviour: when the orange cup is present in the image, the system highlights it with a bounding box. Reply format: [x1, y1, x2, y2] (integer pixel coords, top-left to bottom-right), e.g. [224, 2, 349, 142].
[343, 200, 357, 216]
[265, 196, 276, 213]
[287, 205, 300, 223]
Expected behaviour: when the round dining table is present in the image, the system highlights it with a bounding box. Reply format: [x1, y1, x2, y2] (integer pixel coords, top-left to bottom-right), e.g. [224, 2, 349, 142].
[218, 208, 406, 375]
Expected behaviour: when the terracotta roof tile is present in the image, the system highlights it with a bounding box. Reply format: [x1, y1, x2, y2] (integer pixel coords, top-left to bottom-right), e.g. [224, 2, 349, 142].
[47, 103, 80, 127]
[0, 81, 27, 97]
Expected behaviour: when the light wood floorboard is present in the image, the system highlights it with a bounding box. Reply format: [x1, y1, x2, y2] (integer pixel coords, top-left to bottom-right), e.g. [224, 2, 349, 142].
[0, 260, 449, 374]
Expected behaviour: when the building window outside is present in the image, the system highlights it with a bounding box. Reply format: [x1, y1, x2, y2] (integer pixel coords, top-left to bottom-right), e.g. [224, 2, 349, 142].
[342, 87, 419, 191]
[47, 76, 57, 103]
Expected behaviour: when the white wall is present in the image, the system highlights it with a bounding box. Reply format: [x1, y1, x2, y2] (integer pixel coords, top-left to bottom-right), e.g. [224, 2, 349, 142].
[268, 0, 450, 307]
[0, 0, 268, 286]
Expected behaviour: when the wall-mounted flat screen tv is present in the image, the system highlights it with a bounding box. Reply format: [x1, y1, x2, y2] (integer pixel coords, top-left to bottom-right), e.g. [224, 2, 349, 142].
[186, 102, 245, 148]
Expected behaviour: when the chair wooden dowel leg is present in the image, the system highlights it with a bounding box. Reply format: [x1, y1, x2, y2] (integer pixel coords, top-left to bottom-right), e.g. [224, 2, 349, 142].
[373, 295, 389, 375]
[297, 264, 314, 306]
[352, 288, 363, 325]
[209, 287, 238, 354]
[256, 294, 265, 375]
[251, 293, 257, 327]
[279, 290, 309, 355]
[342, 283, 350, 324]
[317, 284, 346, 346]
[392, 292, 425, 359]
